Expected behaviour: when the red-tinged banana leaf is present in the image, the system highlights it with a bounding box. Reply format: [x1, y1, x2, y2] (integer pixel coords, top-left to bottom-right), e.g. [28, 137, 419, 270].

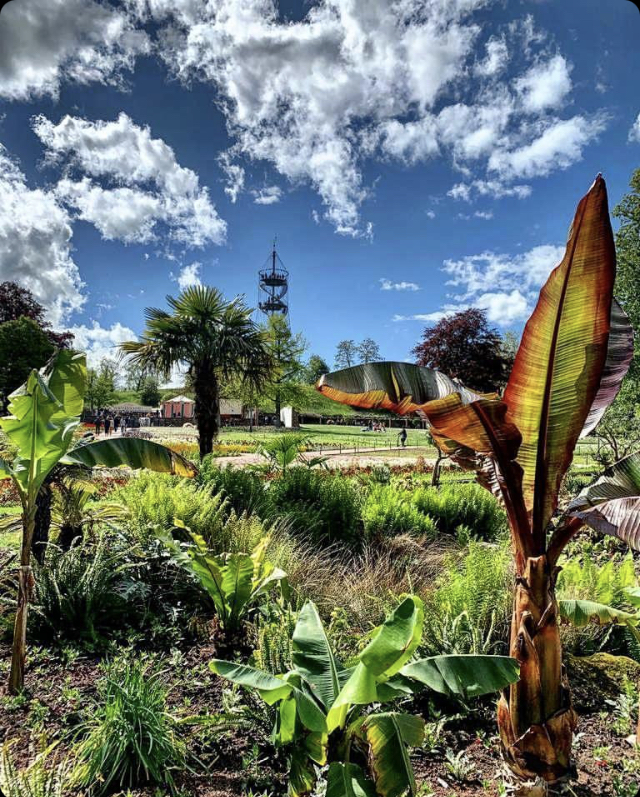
[570, 453, 640, 512]
[568, 453, 640, 550]
[503, 175, 616, 541]
[423, 395, 529, 554]
[581, 298, 634, 437]
[316, 362, 487, 415]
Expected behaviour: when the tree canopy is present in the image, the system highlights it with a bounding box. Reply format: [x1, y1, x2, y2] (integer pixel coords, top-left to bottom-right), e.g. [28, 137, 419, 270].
[0, 317, 55, 408]
[412, 308, 510, 393]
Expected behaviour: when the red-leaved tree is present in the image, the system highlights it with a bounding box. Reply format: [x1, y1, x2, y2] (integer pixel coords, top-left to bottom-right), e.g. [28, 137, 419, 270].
[412, 308, 511, 393]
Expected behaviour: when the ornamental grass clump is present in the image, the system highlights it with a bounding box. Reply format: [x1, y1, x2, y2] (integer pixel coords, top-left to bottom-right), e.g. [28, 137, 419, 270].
[72, 656, 186, 795]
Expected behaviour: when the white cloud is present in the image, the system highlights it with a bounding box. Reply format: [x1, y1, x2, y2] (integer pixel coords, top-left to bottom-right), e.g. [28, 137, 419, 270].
[629, 113, 640, 144]
[395, 243, 563, 328]
[474, 210, 493, 219]
[475, 36, 509, 77]
[393, 312, 449, 323]
[122, 1, 608, 230]
[172, 262, 202, 290]
[448, 179, 532, 202]
[426, 210, 436, 219]
[65, 321, 136, 368]
[474, 289, 529, 324]
[443, 244, 564, 298]
[380, 278, 420, 292]
[0, 145, 85, 327]
[514, 55, 573, 114]
[0, 0, 149, 101]
[252, 185, 282, 205]
[218, 149, 245, 202]
[34, 113, 226, 247]
[489, 114, 608, 180]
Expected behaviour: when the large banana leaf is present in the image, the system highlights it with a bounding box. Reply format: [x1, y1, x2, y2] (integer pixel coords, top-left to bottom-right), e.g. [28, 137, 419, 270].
[558, 599, 638, 629]
[399, 653, 519, 698]
[222, 553, 254, 625]
[580, 299, 634, 437]
[502, 175, 616, 538]
[0, 351, 87, 495]
[328, 597, 424, 730]
[356, 712, 424, 797]
[63, 437, 197, 477]
[292, 602, 345, 710]
[570, 453, 640, 511]
[209, 660, 292, 704]
[209, 659, 327, 733]
[359, 596, 424, 678]
[569, 453, 640, 549]
[326, 763, 376, 797]
[316, 362, 485, 415]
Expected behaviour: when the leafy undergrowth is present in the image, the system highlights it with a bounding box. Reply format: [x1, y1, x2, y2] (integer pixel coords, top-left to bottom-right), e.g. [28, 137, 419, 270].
[0, 643, 637, 796]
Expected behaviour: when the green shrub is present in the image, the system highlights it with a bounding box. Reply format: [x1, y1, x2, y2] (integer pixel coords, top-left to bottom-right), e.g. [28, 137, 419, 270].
[411, 483, 506, 541]
[421, 541, 512, 655]
[362, 484, 437, 539]
[266, 468, 362, 545]
[115, 471, 226, 542]
[31, 534, 139, 647]
[72, 656, 185, 795]
[198, 460, 269, 517]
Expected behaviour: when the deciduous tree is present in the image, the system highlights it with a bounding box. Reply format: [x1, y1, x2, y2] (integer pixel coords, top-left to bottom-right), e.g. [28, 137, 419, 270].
[335, 339, 358, 369]
[358, 337, 381, 364]
[413, 308, 509, 393]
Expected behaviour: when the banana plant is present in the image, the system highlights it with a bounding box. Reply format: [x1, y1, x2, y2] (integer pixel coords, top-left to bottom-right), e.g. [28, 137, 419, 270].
[315, 176, 635, 783]
[210, 596, 519, 797]
[159, 527, 288, 634]
[0, 350, 197, 693]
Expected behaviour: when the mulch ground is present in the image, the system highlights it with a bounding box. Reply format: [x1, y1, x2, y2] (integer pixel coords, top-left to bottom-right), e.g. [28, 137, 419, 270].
[0, 641, 638, 796]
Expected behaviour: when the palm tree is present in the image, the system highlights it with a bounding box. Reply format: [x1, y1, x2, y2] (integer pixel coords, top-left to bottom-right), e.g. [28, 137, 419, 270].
[120, 287, 272, 458]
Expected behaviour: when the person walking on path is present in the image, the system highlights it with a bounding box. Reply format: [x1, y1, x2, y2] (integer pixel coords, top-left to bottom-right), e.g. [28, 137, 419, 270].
[104, 414, 112, 436]
[94, 412, 102, 437]
[397, 427, 407, 448]
[114, 414, 121, 435]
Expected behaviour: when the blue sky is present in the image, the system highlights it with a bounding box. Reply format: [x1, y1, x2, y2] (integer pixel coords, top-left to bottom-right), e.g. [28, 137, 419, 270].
[1, 0, 639, 376]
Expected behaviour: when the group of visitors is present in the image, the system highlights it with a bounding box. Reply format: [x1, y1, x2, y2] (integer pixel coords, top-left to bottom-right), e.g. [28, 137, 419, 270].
[94, 412, 130, 436]
[362, 420, 386, 432]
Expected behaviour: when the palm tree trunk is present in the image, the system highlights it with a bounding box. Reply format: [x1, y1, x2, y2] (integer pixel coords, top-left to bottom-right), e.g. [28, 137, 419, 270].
[194, 367, 219, 459]
[497, 554, 576, 783]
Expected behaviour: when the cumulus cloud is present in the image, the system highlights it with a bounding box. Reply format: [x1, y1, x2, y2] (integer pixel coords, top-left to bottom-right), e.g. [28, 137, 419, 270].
[34, 113, 227, 247]
[394, 244, 564, 327]
[252, 185, 282, 205]
[629, 113, 640, 143]
[66, 321, 136, 368]
[0, 0, 149, 101]
[0, 145, 85, 327]
[488, 114, 608, 180]
[380, 278, 420, 292]
[134, 1, 606, 231]
[514, 55, 573, 113]
[171, 262, 202, 290]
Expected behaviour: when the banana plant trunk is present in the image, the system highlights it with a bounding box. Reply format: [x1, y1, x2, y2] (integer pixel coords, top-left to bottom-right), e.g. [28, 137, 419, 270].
[9, 504, 36, 694]
[497, 554, 576, 783]
[31, 480, 52, 565]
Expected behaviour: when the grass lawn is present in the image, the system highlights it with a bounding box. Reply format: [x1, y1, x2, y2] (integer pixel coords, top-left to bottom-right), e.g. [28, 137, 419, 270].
[148, 422, 436, 451]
